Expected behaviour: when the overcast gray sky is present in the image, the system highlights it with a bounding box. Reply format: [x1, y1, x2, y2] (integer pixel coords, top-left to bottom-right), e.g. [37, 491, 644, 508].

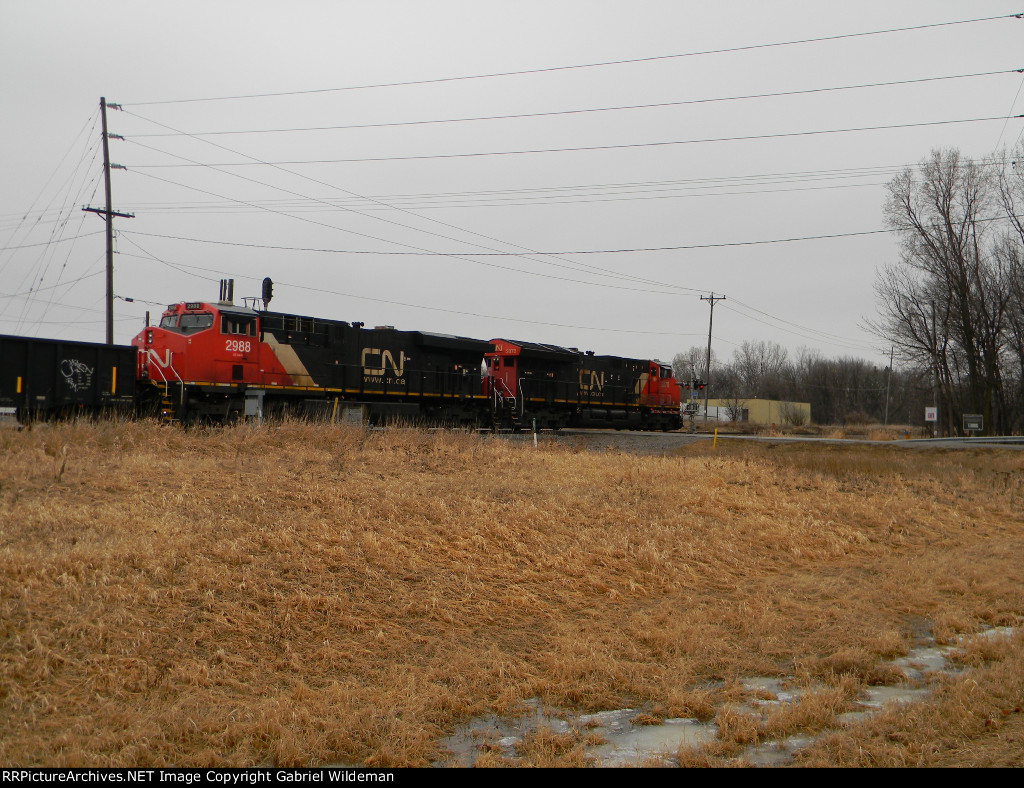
[2, 1, 1023, 369]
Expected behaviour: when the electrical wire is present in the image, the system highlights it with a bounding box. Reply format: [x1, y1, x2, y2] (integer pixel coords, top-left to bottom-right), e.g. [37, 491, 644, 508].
[721, 304, 878, 353]
[127, 115, 1024, 167]
[0, 269, 104, 300]
[0, 231, 105, 252]
[122, 125, 719, 295]
[117, 243, 706, 339]
[123, 11, 1024, 105]
[120, 207, 1024, 257]
[128, 69, 1024, 137]
[116, 103, 1024, 354]
[112, 89, 1023, 358]
[114, 158, 1014, 211]
[122, 110, 717, 292]
[0, 109, 97, 268]
[120, 225, 892, 254]
[118, 179, 889, 214]
[127, 168, 698, 297]
[993, 70, 1024, 150]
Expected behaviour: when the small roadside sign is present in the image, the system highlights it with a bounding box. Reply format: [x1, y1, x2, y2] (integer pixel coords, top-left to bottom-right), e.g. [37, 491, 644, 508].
[963, 413, 983, 432]
[924, 407, 937, 422]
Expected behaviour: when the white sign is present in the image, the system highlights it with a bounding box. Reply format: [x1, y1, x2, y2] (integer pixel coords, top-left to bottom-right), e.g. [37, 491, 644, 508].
[924, 407, 938, 422]
[963, 414, 983, 431]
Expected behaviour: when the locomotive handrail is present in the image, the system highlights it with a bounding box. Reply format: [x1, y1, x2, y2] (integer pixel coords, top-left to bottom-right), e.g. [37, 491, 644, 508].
[489, 375, 519, 424]
[492, 376, 515, 401]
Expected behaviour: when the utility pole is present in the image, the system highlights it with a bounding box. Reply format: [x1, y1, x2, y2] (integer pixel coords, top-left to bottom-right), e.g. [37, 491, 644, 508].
[883, 346, 894, 426]
[931, 300, 939, 438]
[700, 292, 725, 423]
[83, 97, 133, 345]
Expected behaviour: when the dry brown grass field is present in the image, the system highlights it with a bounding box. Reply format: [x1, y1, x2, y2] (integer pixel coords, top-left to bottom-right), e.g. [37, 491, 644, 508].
[1, 420, 1022, 767]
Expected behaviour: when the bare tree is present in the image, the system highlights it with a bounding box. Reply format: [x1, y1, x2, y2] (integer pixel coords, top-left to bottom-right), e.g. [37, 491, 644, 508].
[997, 146, 1024, 430]
[871, 149, 1016, 434]
[732, 340, 788, 399]
[672, 346, 717, 384]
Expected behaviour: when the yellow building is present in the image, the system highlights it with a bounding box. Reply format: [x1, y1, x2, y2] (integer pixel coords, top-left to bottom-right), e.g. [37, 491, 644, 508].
[704, 398, 812, 426]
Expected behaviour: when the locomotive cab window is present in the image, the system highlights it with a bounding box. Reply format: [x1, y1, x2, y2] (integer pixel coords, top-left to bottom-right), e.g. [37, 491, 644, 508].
[159, 312, 215, 335]
[179, 313, 213, 334]
[221, 316, 256, 336]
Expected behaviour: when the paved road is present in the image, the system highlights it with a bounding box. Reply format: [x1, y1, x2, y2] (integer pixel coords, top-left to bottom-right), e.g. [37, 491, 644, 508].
[492, 429, 1024, 455]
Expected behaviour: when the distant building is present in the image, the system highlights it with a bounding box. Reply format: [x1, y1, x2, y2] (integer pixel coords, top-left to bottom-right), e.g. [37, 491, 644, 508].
[703, 398, 812, 426]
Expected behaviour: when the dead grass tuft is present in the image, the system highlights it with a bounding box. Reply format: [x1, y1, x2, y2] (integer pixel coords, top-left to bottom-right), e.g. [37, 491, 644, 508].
[512, 727, 590, 767]
[629, 712, 663, 726]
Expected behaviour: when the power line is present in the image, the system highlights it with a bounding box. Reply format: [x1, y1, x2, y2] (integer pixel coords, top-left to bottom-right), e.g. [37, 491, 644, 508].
[124, 12, 1024, 106]
[117, 224, 889, 351]
[119, 179, 889, 214]
[0, 230, 104, 252]
[127, 68, 1024, 137]
[727, 297, 872, 345]
[114, 107, 1024, 352]
[0, 269, 104, 300]
[127, 168, 701, 296]
[0, 109, 98, 265]
[116, 157, 1020, 214]
[119, 207, 1024, 258]
[127, 115, 1024, 167]
[121, 225, 894, 254]
[117, 245, 706, 340]
[993, 70, 1024, 150]
[120, 117, 716, 293]
[114, 158, 1014, 208]
[721, 304, 877, 352]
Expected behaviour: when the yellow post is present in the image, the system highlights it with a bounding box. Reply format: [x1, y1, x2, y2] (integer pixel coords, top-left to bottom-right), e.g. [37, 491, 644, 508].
[713, 428, 718, 449]
[16, 376, 22, 394]
[111, 366, 117, 395]
[332, 397, 339, 422]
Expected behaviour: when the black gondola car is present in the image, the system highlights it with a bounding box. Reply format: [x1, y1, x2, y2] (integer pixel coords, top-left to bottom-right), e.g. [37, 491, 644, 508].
[0, 334, 136, 419]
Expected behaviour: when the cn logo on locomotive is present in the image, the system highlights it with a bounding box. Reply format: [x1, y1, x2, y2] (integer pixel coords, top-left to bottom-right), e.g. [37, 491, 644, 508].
[578, 369, 605, 393]
[361, 348, 406, 378]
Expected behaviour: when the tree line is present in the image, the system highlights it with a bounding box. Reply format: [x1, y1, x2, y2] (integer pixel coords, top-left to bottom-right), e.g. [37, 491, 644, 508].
[672, 342, 930, 427]
[674, 145, 1024, 434]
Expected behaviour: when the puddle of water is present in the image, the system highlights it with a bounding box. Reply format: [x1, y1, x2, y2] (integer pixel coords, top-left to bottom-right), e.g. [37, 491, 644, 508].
[439, 702, 719, 767]
[893, 645, 955, 679]
[587, 716, 718, 767]
[858, 684, 931, 708]
[438, 698, 569, 766]
[743, 734, 816, 767]
[577, 707, 636, 732]
[972, 626, 1015, 640]
[740, 676, 801, 704]
[835, 686, 930, 727]
[437, 625, 1019, 767]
